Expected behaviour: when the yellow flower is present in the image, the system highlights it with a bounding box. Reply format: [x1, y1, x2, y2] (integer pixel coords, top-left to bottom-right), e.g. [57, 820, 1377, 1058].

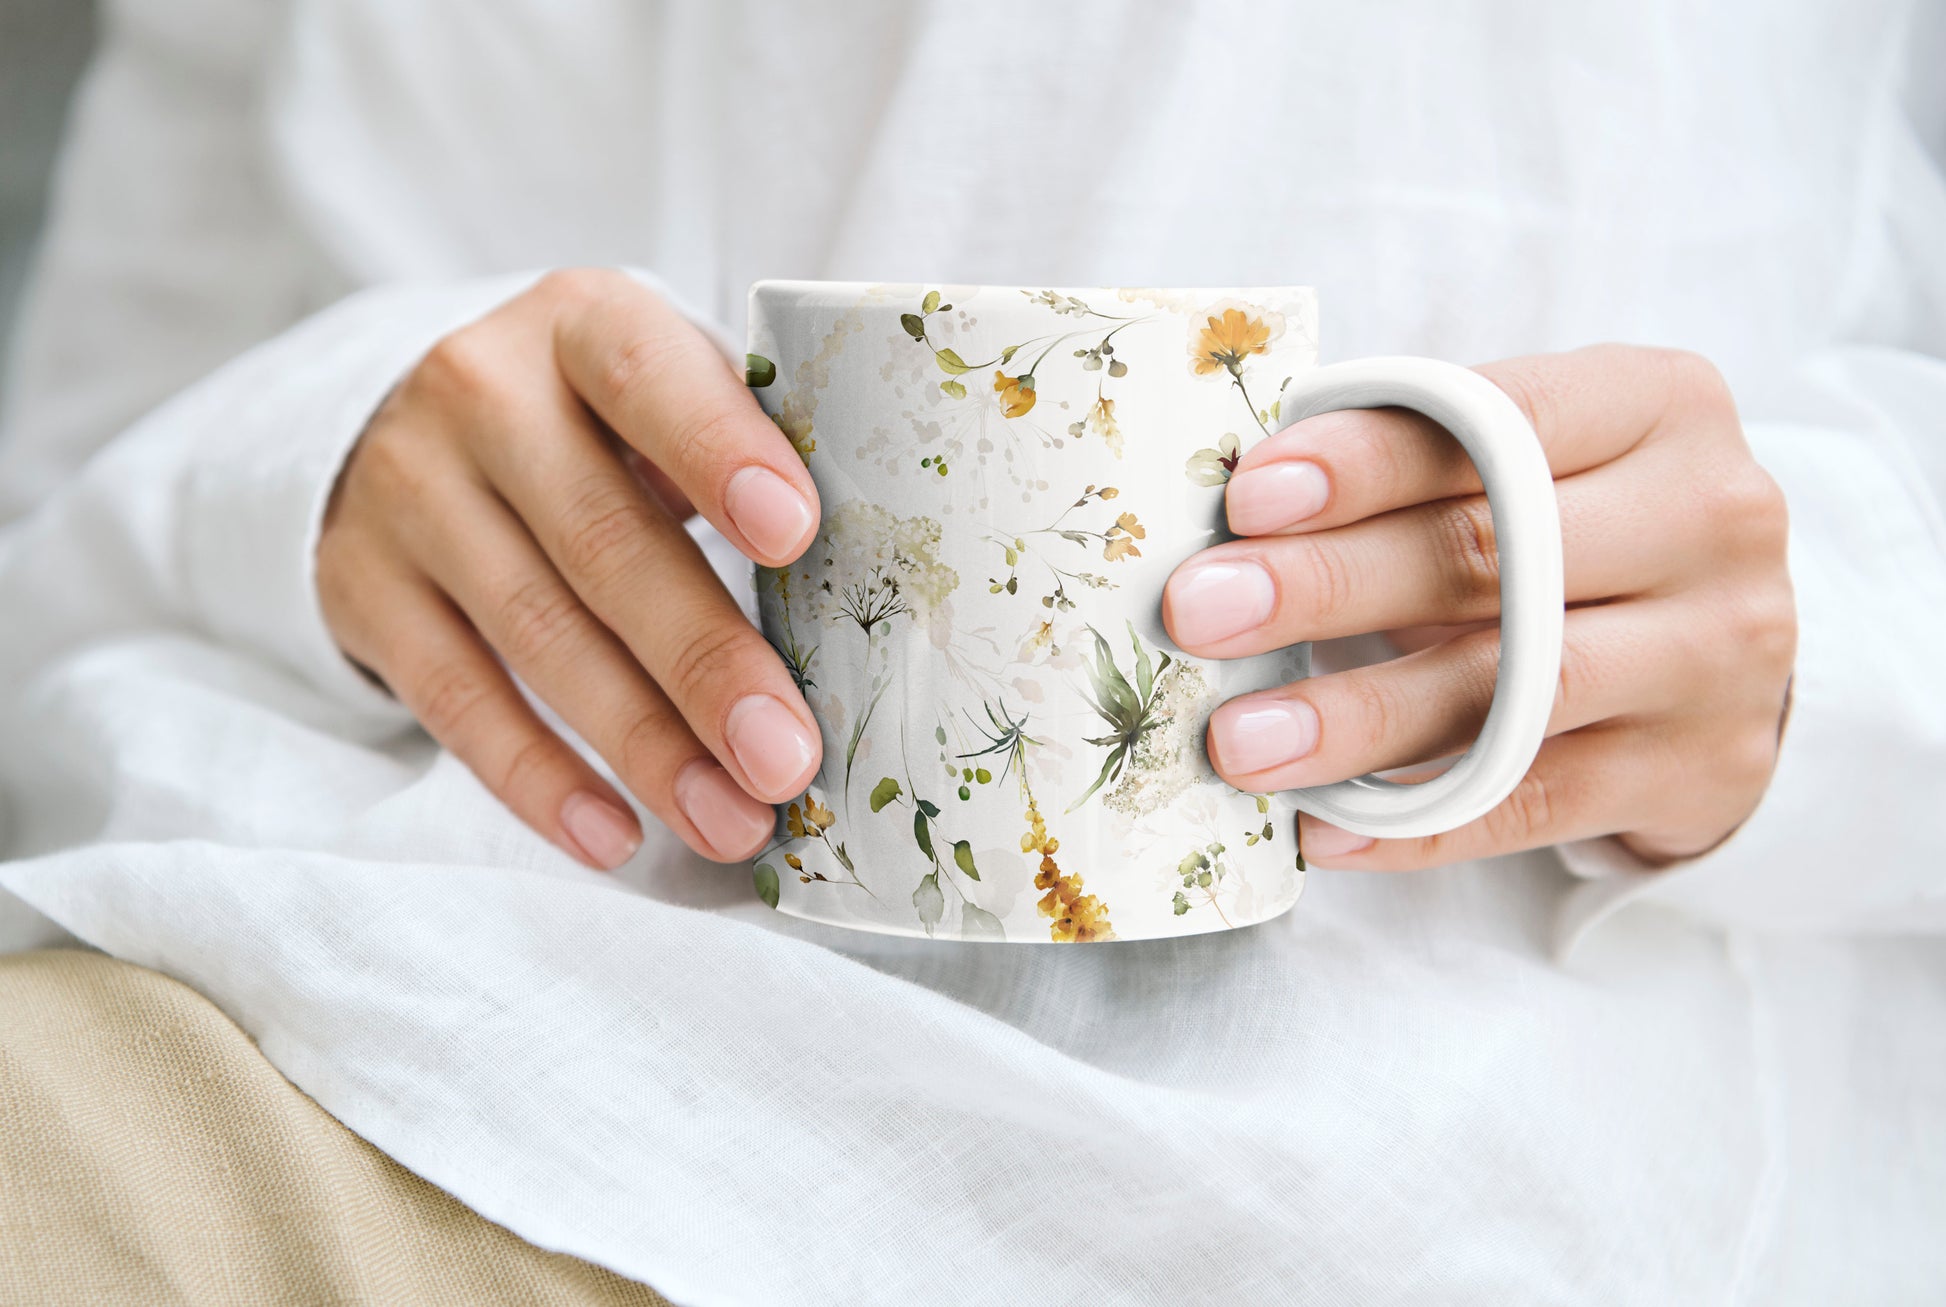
[1101, 511, 1146, 563]
[993, 370, 1037, 418]
[1023, 795, 1114, 942]
[1191, 307, 1274, 378]
[1086, 395, 1123, 457]
[804, 796, 836, 830]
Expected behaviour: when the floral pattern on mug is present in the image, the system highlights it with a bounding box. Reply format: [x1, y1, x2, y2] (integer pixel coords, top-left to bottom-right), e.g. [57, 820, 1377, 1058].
[748, 283, 1318, 942]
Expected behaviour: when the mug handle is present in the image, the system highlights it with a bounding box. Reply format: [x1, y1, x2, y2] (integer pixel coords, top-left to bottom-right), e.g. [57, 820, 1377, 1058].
[1268, 357, 1564, 840]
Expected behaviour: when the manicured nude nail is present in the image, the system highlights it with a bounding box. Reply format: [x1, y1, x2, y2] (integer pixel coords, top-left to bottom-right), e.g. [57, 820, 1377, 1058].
[1210, 697, 1320, 775]
[1303, 820, 1375, 861]
[560, 791, 641, 870]
[725, 694, 819, 798]
[674, 759, 776, 858]
[724, 466, 815, 560]
[1226, 460, 1330, 534]
[1166, 559, 1276, 646]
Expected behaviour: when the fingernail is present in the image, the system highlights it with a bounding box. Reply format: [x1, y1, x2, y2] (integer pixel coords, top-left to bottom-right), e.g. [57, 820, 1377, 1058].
[674, 759, 776, 859]
[724, 466, 815, 560]
[725, 694, 819, 798]
[1303, 820, 1375, 862]
[560, 791, 641, 870]
[1166, 559, 1276, 646]
[1209, 697, 1320, 775]
[1226, 460, 1330, 535]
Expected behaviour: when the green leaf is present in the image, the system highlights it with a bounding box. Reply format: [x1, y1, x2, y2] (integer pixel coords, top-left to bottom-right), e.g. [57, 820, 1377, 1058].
[869, 777, 903, 813]
[753, 863, 780, 909]
[1003, 546, 1018, 566]
[952, 840, 979, 881]
[940, 379, 966, 399]
[900, 312, 926, 340]
[960, 904, 1005, 941]
[1107, 358, 1128, 378]
[914, 811, 935, 862]
[913, 873, 944, 934]
[1066, 744, 1126, 813]
[1130, 621, 1155, 702]
[744, 353, 777, 388]
[1255, 794, 1270, 814]
[934, 348, 970, 375]
[1083, 627, 1140, 726]
[935, 725, 947, 745]
[974, 768, 991, 785]
[922, 290, 941, 313]
[1000, 344, 1019, 364]
[917, 799, 941, 819]
[1172, 891, 1191, 916]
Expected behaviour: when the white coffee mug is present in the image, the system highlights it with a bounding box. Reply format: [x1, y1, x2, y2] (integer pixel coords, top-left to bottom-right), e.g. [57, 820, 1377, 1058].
[746, 283, 1561, 942]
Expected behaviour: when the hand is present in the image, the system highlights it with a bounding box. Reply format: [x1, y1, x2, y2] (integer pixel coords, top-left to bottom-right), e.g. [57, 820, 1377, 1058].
[1162, 345, 1796, 869]
[319, 269, 823, 869]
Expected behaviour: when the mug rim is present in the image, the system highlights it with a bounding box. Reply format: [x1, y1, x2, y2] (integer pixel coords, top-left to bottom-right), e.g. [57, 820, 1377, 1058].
[749, 279, 1319, 310]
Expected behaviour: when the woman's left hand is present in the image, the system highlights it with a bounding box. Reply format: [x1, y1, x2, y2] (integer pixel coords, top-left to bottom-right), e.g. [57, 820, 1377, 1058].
[1161, 344, 1796, 868]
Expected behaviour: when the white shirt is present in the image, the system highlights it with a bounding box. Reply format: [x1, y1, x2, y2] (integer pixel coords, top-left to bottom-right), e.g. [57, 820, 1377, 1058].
[2, 1, 1942, 1302]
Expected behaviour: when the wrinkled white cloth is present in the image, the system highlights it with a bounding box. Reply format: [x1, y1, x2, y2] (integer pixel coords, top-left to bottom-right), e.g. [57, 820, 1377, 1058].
[3, 1, 1944, 1302]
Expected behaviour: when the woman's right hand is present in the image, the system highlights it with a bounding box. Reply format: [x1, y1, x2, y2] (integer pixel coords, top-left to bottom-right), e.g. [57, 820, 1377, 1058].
[318, 269, 824, 870]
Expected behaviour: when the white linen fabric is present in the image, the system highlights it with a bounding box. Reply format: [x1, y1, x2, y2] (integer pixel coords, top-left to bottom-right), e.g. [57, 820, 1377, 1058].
[2, 1, 1943, 1302]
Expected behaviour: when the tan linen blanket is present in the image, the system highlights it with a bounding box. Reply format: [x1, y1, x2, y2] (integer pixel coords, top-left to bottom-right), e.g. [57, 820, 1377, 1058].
[0, 949, 667, 1306]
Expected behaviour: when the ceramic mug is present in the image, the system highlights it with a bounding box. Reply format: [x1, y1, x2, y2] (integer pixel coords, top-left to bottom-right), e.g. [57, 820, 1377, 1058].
[745, 283, 1561, 943]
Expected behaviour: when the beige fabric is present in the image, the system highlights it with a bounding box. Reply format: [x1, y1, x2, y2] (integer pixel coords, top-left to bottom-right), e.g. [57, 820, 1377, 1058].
[0, 949, 668, 1307]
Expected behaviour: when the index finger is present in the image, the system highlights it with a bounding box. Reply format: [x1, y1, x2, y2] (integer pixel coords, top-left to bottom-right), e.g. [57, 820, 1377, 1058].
[1223, 344, 1730, 537]
[546, 268, 822, 567]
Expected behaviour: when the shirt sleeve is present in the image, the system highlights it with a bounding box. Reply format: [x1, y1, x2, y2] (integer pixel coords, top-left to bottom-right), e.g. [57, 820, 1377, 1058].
[0, 275, 543, 733]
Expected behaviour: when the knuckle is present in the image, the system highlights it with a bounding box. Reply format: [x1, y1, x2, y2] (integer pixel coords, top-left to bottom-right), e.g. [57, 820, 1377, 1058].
[614, 706, 682, 799]
[1487, 767, 1557, 848]
[414, 328, 506, 402]
[1338, 413, 1409, 492]
[1434, 496, 1502, 612]
[1292, 539, 1359, 628]
[1719, 465, 1790, 554]
[1340, 671, 1406, 754]
[496, 733, 564, 799]
[1551, 629, 1602, 724]
[556, 479, 654, 581]
[534, 266, 612, 305]
[496, 576, 589, 666]
[414, 661, 495, 741]
[1445, 628, 1504, 724]
[598, 328, 684, 411]
[661, 619, 755, 712]
[1734, 583, 1800, 672]
[661, 404, 746, 481]
[1659, 347, 1735, 413]
[1486, 359, 1561, 437]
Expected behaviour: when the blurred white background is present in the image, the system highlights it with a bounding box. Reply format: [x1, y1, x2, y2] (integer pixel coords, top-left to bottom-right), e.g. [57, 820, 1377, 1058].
[0, 0, 93, 388]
